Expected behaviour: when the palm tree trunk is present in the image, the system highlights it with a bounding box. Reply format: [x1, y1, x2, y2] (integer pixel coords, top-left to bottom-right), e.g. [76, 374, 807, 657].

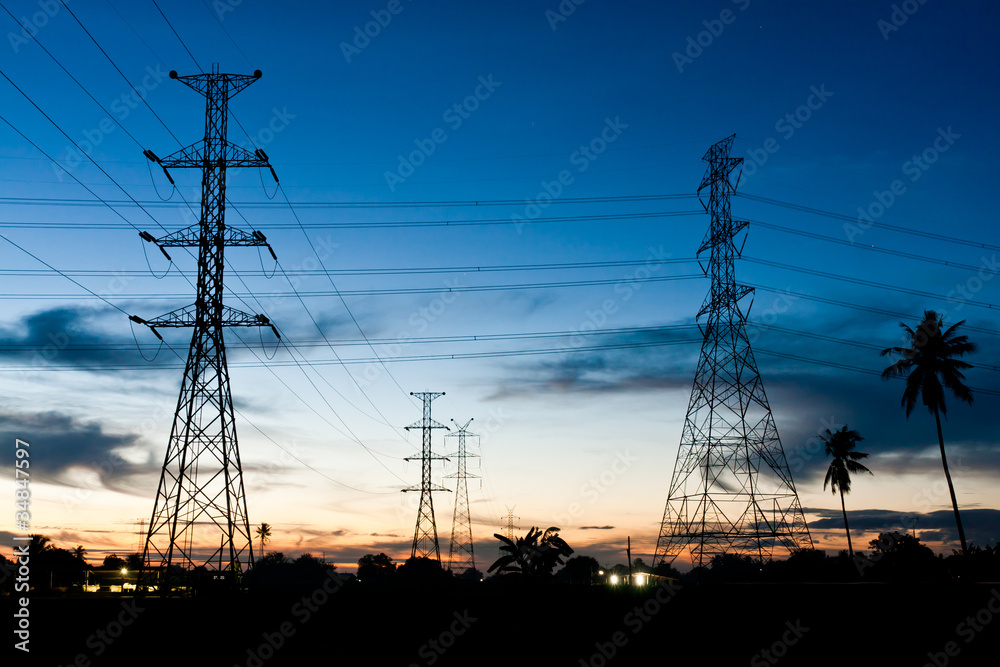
[839, 487, 854, 558]
[935, 408, 968, 555]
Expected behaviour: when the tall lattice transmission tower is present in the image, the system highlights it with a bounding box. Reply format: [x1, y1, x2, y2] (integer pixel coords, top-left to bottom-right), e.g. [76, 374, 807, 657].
[502, 506, 519, 542]
[445, 418, 479, 575]
[132, 518, 147, 553]
[403, 392, 450, 560]
[133, 65, 279, 589]
[654, 134, 811, 568]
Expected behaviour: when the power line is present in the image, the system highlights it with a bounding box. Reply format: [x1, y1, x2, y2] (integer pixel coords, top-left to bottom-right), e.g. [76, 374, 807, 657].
[751, 218, 1000, 276]
[279, 182, 417, 405]
[0, 193, 699, 209]
[0, 273, 703, 300]
[153, 333, 395, 496]
[0, 257, 698, 277]
[0, 2, 143, 146]
[4, 324, 997, 394]
[747, 283, 1000, 337]
[0, 324, 697, 351]
[199, 0, 254, 68]
[149, 0, 202, 71]
[58, 0, 185, 147]
[0, 209, 700, 229]
[742, 256, 1000, 312]
[0, 233, 129, 316]
[7, 317, 998, 374]
[226, 328, 416, 471]
[30, 8, 419, 469]
[738, 192, 1000, 253]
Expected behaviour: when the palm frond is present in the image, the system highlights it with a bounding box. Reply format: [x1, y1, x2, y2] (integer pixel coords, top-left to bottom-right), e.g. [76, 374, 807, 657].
[845, 460, 873, 475]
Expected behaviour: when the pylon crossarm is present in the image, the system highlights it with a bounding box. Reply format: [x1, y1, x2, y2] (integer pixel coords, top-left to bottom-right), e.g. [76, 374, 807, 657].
[146, 224, 271, 248]
[445, 470, 479, 479]
[405, 419, 449, 431]
[162, 140, 271, 169]
[135, 304, 273, 329]
[222, 141, 271, 168]
[171, 69, 262, 97]
[159, 140, 207, 168]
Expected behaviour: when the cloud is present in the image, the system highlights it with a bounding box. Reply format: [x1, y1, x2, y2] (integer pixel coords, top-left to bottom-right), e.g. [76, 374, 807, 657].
[580, 525, 615, 530]
[0, 305, 315, 373]
[750, 369, 1000, 486]
[806, 507, 1000, 548]
[0, 306, 140, 369]
[0, 409, 158, 493]
[488, 326, 700, 398]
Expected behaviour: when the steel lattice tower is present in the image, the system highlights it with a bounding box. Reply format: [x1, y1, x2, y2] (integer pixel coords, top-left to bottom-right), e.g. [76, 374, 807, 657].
[503, 506, 518, 542]
[403, 392, 450, 560]
[445, 419, 479, 574]
[654, 135, 812, 569]
[134, 65, 278, 589]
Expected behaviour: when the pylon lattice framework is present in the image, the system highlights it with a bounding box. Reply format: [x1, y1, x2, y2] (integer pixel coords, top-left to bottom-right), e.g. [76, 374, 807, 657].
[654, 134, 812, 569]
[403, 392, 450, 560]
[136, 65, 278, 589]
[445, 419, 479, 574]
[503, 506, 518, 542]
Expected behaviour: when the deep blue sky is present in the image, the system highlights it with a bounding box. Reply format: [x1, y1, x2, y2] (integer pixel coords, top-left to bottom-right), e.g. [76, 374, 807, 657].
[0, 0, 997, 569]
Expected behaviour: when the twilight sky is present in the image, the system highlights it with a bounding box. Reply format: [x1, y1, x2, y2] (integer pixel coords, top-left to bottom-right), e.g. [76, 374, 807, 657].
[1, 0, 998, 571]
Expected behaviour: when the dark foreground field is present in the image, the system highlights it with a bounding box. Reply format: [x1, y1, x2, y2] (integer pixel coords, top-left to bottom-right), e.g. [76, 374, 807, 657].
[9, 581, 1000, 666]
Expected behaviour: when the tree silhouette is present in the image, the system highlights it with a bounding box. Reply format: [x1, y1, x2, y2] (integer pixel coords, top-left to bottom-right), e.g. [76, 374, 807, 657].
[396, 556, 447, 583]
[357, 553, 396, 580]
[707, 553, 758, 582]
[73, 545, 87, 564]
[255, 522, 272, 556]
[822, 425, 872, 559]
[866, 531, 943, 581]
[881, 310, 976, 554]
[102, 554, 127, 571]
[28, 534, 53, 559]
[488, 527, 573, 577]
[562, 555, 600, 584]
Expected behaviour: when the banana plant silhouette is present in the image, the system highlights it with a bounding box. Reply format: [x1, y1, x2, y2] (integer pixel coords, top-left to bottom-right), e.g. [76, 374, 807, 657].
[488, 527, 573, 577]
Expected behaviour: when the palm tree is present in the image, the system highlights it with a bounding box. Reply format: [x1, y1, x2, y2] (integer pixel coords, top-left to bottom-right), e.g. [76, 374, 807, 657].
[881, 310, 976, 555]
[255, 523, 272, 556]
[74, 545, 87, 563]
[822, 426, 872, 559]
[28, 534, 53, 558]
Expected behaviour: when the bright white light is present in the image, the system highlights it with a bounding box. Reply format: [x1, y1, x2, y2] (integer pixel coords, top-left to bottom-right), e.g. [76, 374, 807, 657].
[120, 568, 127, 575]
[610, 575, 619, 585]
[635, 574, 646, 586]
[598, 570, 604, 575]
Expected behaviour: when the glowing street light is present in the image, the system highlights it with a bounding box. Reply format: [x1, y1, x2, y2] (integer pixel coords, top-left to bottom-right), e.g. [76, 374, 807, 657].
[610, 574, 619, 585]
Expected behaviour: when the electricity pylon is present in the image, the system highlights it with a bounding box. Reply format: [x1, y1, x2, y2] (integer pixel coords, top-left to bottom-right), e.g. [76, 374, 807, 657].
[503, 506, 519, 542]
[403, 392, 449, 560]
[654, 134, 812, 569]
[133, 65, 279, 590]
[445, 418, 479, 575]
